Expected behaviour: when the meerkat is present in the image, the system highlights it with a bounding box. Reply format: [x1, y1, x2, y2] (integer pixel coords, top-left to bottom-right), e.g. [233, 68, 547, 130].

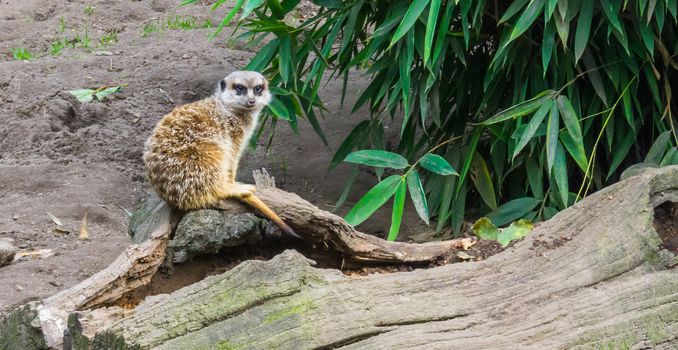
[143, 71, 298, 238]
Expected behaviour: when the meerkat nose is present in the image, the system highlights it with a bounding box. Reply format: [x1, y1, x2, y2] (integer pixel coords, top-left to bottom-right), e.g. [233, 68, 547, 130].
[247, 99, 256, 106]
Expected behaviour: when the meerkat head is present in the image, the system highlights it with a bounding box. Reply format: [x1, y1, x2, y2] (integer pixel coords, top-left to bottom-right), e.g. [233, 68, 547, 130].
[216, 71, 271, 113]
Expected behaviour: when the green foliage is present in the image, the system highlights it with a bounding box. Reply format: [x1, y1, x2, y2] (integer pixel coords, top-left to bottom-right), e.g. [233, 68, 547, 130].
[84, 5, 95, 15]
[200, 0, 678, 235]
[142, 22, 160, 37]
[11, 47, 33, 60]
[68, 85, 125, 103]
[99, 32, 118, 47]
[141, 14, 212, 37]
[342, 149, 457, 240]
[472, 218, 533, 247]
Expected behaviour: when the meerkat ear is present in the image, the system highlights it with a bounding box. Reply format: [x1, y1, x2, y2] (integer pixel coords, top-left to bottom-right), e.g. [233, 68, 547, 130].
[220, 80, 226, 92]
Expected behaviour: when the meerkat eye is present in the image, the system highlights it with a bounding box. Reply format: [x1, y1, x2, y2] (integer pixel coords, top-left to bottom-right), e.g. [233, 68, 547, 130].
[254, 85, 264, 94]
[234, 84, 246, 94]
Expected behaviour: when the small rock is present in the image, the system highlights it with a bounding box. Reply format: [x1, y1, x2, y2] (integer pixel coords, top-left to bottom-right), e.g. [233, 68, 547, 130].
[15, 284, 23, 291]
[12, 215, 18, 220]
[0, 238, 18, 266]
[181, 54, 192, 59]
[94, 51, 113, 56]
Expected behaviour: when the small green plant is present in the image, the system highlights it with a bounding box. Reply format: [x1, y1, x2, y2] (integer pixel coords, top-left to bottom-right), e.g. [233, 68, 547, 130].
[83, 5, 95, 15]
[472, 218, 533, 247]
[69, 30, 91, 49]
[99, 32, 118, 47]
[165, 14, 212, 30]
[68, 85, 125, 103]
[141, 22, 159, 37]
[50, 40, 67, 56]
[11, 47, 33, 60]
[341, 147, 459, 241]
[58, 17, 66, 33]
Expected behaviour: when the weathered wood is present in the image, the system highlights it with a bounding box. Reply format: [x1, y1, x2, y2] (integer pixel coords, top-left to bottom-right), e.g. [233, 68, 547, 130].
[79, 166, 677, 349]
[237, 188, 475, 263]
[128, 187, 475, 265]
[37, 202, 172, 348]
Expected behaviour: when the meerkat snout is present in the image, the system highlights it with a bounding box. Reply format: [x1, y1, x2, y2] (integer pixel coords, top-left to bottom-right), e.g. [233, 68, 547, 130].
[216, 70, 271, 112]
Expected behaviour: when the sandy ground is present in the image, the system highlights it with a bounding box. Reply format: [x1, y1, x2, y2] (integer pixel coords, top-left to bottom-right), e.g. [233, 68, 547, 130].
[0, 0, 430, 314]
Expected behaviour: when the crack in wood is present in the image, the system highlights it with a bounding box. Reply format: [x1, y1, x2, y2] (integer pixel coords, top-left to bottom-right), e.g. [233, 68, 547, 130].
[312, 330, 393, 350]
[375, 314, 470, 327]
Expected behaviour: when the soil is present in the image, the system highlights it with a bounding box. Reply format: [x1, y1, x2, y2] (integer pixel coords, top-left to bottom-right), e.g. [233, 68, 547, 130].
[0, 0, 491, 316]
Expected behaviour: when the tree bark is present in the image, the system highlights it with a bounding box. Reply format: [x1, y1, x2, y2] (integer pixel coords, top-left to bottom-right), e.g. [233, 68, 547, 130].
[2, 166, 677, 349]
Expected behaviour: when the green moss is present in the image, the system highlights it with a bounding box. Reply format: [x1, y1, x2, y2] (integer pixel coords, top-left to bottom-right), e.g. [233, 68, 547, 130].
[67, 313, 90, 350]
[264, 298, 314, 324]
[570, 308, 678, 348]
[0, 302, 48, 350]
[91, 330, 141, 350]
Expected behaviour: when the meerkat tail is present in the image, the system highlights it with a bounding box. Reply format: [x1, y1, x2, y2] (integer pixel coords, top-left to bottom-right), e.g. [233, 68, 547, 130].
[238, 194, 301, 239]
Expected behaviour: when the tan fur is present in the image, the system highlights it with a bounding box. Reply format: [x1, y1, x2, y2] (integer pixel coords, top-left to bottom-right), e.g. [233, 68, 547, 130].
[144, 71, 297, 237]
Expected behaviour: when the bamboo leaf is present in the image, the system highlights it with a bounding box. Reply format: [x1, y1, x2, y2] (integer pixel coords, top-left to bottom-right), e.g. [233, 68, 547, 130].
[542, 19, 556, 75]
[546, 0, 558, 21]
[245, 39, 278, 71]
[278, 35, 292, 84]
[241, 0, 266, 19]
[507, 0, 545, 44]
[660, 147, 678, 166]
[434, 175, 454, 233]
[400, 31, 414, 134]
[482, 90, 556, 125]
[344, 175, 402, 226]
[645, 131, 671, 164]
[606, 128, 636, 180]
[546, 100, 559, 173]
[419, 154, 458, 175]
[209, 0, 246, 39]
[513, 102, 550, 159]
[345, 150, 410, 169]
[554, 10, 570, 47]
[390, 0, 431, 47]
[424, 0, 443, 65]
[471, 152, 497, 210]
[486, 197, 541, 226]
[407, 169, 430, 225]
[499, 0, 530, 24]
[265, 98, 291, 121]
[371, 8, 407, 39]
[574, 0, 594, 63]
[388, 180, 407, 241]
[553, 141, 569, 208]
[557, 95, 587, 170]
[526, 155, 544, 199]
[582, 52, 609, 106]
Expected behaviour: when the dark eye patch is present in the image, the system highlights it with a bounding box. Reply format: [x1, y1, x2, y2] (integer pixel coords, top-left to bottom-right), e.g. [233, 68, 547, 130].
[253, 85, 264, 95]
[233, 84, 246, 95]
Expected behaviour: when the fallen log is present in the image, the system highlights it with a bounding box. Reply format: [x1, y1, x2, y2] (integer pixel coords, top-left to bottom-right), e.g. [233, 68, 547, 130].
[1, 166, 676, 349]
